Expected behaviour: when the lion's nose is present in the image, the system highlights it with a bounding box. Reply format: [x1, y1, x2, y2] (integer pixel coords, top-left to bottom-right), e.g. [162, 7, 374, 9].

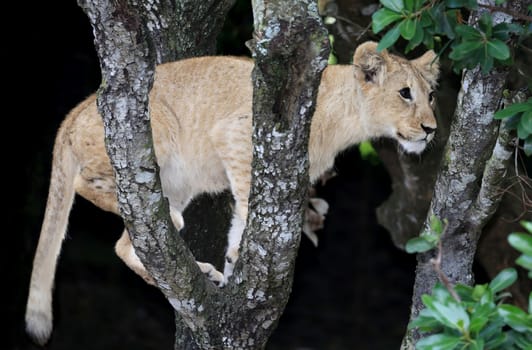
[421, 124, 436, 135]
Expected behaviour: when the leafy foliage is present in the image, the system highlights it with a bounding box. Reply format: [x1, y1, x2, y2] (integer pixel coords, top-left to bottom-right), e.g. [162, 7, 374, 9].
[494, 98, 532, 156]
[371, 0, 529, 73]
[407, 221, 532, 349]
[409, 274, 532, 350]
[508, 221, 532, 278]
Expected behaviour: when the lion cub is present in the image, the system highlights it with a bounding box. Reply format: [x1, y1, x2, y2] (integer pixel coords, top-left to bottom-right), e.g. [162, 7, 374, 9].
[26, 41, 438, 344]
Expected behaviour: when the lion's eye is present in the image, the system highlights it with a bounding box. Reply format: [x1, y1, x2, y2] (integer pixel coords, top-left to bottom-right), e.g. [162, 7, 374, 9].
[429, 91, 435, 103]
[399, 87, 412, 100]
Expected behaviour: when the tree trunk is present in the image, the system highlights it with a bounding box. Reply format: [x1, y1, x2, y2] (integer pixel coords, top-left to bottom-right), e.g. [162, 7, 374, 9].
[78, 1, 236, 348]
[78, 0, 329, 348]
[401, 0, 528, 347]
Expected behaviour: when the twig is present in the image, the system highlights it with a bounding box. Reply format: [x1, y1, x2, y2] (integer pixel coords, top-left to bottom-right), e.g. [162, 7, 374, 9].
[478, 4, 532, 22]
[429, 224, 462, 303]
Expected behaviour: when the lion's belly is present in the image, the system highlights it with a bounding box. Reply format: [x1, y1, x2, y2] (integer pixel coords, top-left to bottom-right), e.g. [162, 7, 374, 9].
[158, 152, 231, 212]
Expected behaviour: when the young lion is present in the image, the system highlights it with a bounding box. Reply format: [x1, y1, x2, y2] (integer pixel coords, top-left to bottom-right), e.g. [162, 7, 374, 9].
[26, 41, 439, 344]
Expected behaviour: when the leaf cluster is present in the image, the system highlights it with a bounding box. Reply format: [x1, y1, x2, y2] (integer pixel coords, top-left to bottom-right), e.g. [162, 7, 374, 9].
[508, 221, 532, 278]
[494, 98, 532, 156]
[371, 0, 530, 73]
[408, 221, 532, 349]
[410, 271, 532, 349]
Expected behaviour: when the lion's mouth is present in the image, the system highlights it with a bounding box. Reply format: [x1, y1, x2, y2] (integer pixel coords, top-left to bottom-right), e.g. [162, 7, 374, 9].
[396, 131, 433, 143]
[395, 132, 428, 154]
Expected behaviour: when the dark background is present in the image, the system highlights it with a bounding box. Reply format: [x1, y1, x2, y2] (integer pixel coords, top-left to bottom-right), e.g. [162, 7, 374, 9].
[7, 1, 435, 349]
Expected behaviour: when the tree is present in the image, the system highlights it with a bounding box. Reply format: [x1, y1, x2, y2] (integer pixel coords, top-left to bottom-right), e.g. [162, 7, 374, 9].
[27, 0, 530, 348]
[319, 0, 530, 347]
[366, 0, 531, 347]
[76, 0, 328, 349]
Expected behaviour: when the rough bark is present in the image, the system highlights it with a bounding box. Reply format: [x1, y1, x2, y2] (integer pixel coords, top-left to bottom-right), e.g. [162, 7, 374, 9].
[78, 1, 236, 348]
[78, 0, 329, 348]
[401, 0, 528, 347]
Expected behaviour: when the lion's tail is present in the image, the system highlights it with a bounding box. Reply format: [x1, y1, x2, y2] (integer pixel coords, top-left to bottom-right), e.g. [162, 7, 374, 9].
[25, 116, 79, 346]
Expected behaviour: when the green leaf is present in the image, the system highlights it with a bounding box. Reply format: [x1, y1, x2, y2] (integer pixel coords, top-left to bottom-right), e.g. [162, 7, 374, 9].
[513, 332, 532, 349]
[377, 24, 401, 51]
[515, 255, 532, 276]
[455, 284, 475, 301]
[444, 10, 459, 39]
[493, 22, 524, 40]
[372, 8, 403, 33]
[429, 215, 445, 234]
[400, 18, 417, 40]
[420, 10, 433, 27]
[498, 304, 532, 333]
[423, 31, 435, 49]
[409, 308, 442, 331]
[479, 318, 506, 342]
[405, 21, 424, 52]
[430, 3, 456, 38]
[455, 25, 483, 39]
[524, 135, 532, 157]
[521, 220, 532, 233]
[487, 39, 510, 60]
[520, 110, 532, 134]
[416, 333, 462, 350]
[479, 12, 493, 37]
[358, 141, 380, 164]
[413, 0, 425, 11]
[406, 237, 436, 253]
[328, 52, 338, 65]
[517, 123, 529, 139]
[381, 0, 405, 12]
[484, 333, 507, 349]
[494, 100, 532, 119]
[469, 338, 485, 350]
[489, 268, 517, 293]
[440, 11, 456, 39]
[509, 233, 532, 255]
[480, 51, 494, 74]
[469, 303, 494, 332]
[423, 297, 471, 331]
[449, 41, 483, 60]
[405, 0, 414, 11]
[472, 284, 489, 301]
[432, 283, 454, 303]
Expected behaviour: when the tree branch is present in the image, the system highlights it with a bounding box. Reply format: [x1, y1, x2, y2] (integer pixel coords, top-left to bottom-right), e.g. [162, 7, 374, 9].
[478, 3, 532, 22]
[402, 0, 528, 347]
[77, 0, 217, 334]
[468, 116, 515, 231]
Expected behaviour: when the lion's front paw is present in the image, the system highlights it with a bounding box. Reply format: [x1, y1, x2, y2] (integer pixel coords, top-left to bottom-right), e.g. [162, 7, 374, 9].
[170, 207, 184, 230]
[196, 261, 224, 286]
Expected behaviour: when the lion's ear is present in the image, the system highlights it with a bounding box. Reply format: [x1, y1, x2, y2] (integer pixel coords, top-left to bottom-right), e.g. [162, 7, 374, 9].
[353, 41, 390, 85]
[412, 50, 440, 87]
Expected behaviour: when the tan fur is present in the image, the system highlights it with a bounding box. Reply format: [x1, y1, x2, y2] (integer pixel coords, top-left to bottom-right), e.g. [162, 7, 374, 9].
[25, 42, 439, 345]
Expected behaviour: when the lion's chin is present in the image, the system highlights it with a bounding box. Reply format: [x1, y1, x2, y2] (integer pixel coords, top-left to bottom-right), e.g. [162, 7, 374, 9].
[397, 138, 428, 154]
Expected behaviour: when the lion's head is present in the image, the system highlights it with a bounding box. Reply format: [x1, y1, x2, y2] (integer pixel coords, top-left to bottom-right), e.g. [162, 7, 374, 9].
[353, 41, 440, 154]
